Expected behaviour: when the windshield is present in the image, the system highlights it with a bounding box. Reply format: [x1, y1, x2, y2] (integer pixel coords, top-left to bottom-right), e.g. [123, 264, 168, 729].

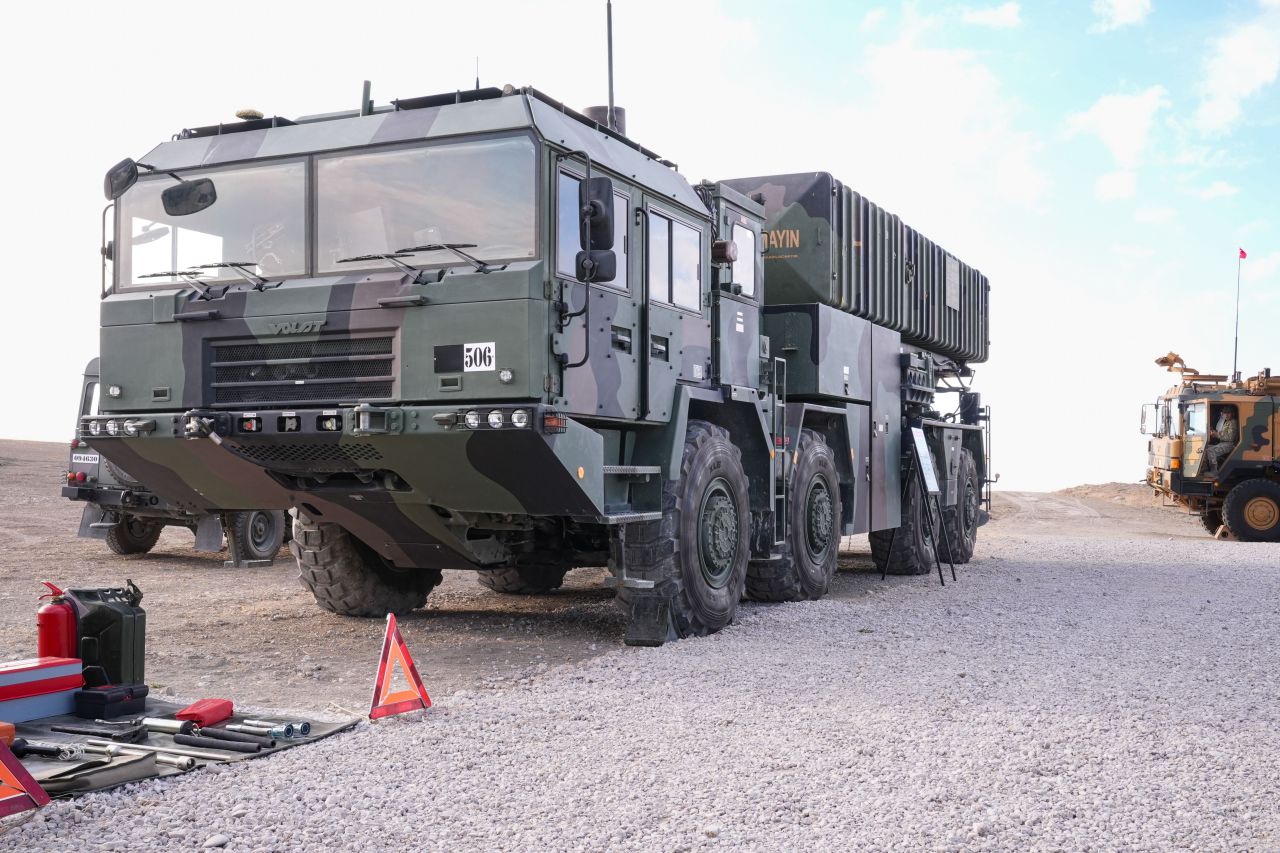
[316, 135, 537, 274]
[117, 161, 306, 287]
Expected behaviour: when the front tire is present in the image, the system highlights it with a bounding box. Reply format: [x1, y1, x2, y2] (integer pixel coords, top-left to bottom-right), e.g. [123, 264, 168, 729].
[938, 449, 979, 563]
[1223, 479, 1280, 542]
[105, 516, 162, 555]
[747, 429, 841, 602]
[229, 510, 287, 562]
[293, 512, 442, 616]
[869, 467, 938, 575]
[616, 421, 750, 645]
[477, 565, 569, 594]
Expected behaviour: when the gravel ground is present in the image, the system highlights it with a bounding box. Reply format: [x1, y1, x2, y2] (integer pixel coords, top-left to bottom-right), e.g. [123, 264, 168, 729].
[7, 490, 1279, 850]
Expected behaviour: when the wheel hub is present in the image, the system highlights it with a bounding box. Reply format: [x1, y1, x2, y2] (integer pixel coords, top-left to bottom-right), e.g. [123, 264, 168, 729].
[1243, 496, 1279, 531]
[250, 513, 271, 547]
[962, 482, 978, 531]
[697, 479, 739, 589]
[805, 479, 834, 558]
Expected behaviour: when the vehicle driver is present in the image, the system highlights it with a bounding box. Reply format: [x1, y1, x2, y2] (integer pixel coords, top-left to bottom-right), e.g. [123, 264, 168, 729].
[1204, 408, 1238, 474]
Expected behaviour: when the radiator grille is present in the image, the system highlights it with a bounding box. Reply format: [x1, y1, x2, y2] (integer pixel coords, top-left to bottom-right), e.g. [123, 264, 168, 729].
[226, 441, 383, 468]
[208, 335, 395, 407]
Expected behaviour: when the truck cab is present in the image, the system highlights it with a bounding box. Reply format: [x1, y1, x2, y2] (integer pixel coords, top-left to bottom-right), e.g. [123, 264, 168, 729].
[1143, 355, 1280, 540]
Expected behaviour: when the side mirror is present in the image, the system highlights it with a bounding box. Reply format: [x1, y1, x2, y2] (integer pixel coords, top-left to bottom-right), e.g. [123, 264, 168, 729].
[576, 249, 616, 283]
[161, 178, 217, 217]
[104, 158, 140, 200]
[579, 176, 614, 251]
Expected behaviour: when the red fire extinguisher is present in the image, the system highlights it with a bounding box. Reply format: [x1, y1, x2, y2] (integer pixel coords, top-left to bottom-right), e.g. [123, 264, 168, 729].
[37, 581, 77, 659]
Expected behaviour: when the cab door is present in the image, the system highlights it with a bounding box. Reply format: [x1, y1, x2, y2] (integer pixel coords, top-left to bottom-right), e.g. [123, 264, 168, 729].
[713, 215, 762, 390]
[1182, 402, 1207, 477]
[641, 201, 712, 422]
[553, 168, 640, 419]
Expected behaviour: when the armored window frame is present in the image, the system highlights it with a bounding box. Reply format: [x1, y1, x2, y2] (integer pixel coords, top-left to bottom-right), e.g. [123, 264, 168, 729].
[555, 168, 629, 292]
[646, 205, 704, 313]
[113, 157, 310, 292]
[730, 222, 758, 298]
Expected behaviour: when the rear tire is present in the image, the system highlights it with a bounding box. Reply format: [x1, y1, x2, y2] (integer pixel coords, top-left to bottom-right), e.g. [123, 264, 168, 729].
[105, 516, 162, 555]
[869, 469, 938, 575]
[939, 449, 979, 563]
[1201, 508, 1224, 536]
[293, 512, 442, 616]
[616, 421, 750, 645]
[747, 429, 841, 602]
[229, 510, 287, 562]
[477, 565, 569, 594]
[1223, 479, 1280, 542]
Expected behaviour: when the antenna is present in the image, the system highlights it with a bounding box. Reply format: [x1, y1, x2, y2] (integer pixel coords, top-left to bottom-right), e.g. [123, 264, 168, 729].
[475, 57, 480, 91]
[606, 0, 616, 131]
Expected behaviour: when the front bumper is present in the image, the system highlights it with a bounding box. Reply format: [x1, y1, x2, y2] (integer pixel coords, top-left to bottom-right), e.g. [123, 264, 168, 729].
[82, 403, 608, 570]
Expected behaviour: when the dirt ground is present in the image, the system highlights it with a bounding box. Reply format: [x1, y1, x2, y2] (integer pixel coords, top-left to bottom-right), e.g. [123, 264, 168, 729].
[0, 439, 1202, 714]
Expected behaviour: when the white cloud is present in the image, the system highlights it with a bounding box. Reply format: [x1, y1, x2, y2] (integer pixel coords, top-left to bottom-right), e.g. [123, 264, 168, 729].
[1095, 170, 1137, 200]
[1199, 180, 1239, 200]
[961, 3, 1021, 28]
[1134, 206, 1175, 224]
[1111, 244, 1156, 259]
[1241, 251, 1280, 284]
[1194, 13, 1280, 134]
[1067, 85, 1169, 168]
[1090, 0, 1152, 32]
[807, 22, 1050, 210]
[860, 8, 887, 32]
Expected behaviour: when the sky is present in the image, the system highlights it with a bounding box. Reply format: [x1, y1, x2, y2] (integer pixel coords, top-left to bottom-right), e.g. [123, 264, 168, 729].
[0, 0, 1277, 491]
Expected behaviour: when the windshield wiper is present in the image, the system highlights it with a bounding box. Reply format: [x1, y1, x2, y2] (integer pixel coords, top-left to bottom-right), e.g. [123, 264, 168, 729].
[189, 261, 273, 290]
[336, 252, 431, 284]
[138, 269, 216, 299]
[395, 243, 497, 274]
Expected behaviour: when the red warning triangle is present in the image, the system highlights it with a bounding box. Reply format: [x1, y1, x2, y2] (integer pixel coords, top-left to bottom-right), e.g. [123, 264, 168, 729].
[369, 613, 432, 720]
[0, 741, 49, 819]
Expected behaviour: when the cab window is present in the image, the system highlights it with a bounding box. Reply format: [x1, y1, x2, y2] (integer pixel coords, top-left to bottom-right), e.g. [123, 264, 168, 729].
[648, 211, 702, 311]
[1185, 403, 1207, 437]
[730, 224, 757, 297]
[556, 172, 628, 290]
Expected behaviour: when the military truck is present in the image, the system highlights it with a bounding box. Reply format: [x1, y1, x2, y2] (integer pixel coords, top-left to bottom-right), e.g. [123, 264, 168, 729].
[66, 358, 289, 560]
[85, 85, 991, 644]
[1143, 353, 1280, 541]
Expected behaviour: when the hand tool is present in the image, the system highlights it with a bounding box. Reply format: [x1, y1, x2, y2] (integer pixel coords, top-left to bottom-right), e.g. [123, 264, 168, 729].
[172, 732, 258, 754]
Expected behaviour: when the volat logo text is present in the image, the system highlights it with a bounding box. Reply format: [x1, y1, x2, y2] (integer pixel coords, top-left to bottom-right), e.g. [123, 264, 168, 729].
[268, 320, 327, 335]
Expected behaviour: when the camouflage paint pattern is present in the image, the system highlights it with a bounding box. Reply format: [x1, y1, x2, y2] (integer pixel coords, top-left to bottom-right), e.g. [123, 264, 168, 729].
[1145, 377, 1277, 509]
[87, 86, 988, 581]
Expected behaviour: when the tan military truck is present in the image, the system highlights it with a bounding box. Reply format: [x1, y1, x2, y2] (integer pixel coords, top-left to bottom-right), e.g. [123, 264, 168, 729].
[1143, 353, 1280, 540]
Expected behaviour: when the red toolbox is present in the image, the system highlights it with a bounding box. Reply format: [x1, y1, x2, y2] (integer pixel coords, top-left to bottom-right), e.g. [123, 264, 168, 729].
[0, 657, 83, 722]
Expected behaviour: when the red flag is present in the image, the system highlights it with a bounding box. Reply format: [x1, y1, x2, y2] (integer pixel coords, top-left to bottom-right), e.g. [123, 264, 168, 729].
[1240, 248, 1247, 259]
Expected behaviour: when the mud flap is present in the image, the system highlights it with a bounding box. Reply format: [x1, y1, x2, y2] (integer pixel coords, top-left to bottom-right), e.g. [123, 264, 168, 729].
[193, 514, 225, 552]
[78, 505, 109, 540]
[622, 588, 680, 647]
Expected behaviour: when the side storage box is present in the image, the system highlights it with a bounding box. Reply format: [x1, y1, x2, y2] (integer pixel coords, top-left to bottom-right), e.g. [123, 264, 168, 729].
[761, 304, 872, 402]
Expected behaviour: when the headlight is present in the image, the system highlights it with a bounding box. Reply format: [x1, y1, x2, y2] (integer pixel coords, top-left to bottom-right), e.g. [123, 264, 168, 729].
[498, 368, 514, 384]
[123, 420, 139, 437]
[105, 420, 121, 436]
[487, 410, 504, 429]
[107, 385, 122, 398]
[88, 420, 102, 436]
[511, 409, 530, 428]
[464, 410, 481, 430]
